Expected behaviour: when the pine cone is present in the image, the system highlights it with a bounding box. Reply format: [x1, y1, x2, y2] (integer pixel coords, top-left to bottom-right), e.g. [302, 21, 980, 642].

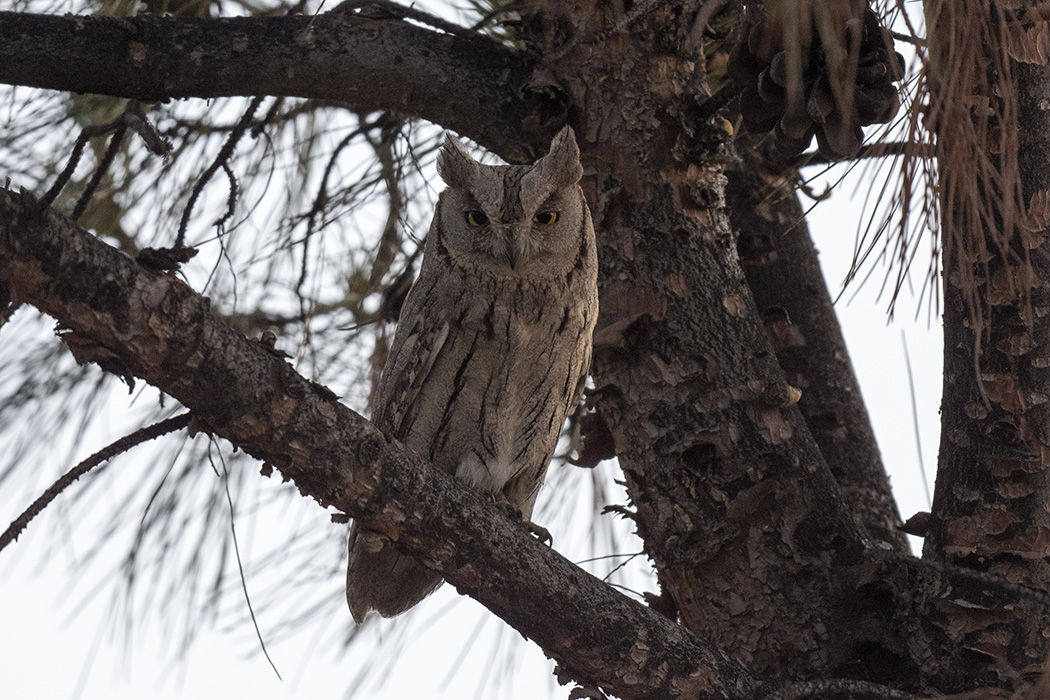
[729, 7, 905, 159]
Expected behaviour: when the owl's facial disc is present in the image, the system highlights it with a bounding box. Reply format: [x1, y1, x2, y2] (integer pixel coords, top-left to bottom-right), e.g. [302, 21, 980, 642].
[435, 147, 584, 278]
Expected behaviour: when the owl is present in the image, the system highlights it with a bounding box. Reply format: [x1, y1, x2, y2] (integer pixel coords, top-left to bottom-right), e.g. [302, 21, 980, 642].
[346, 126, 599, 622]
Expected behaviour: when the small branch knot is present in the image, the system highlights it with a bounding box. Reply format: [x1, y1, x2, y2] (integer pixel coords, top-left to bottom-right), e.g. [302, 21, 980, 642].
[356, 431, 384, 466]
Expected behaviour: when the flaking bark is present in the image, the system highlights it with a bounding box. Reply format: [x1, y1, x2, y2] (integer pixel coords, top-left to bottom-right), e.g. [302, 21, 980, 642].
[8, 3, 1050, 696]
[923, 57, 1050, 690]
[519, 1, 870, 681]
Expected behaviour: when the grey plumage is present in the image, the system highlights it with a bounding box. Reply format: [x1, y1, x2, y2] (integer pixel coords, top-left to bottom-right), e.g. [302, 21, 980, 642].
[346, 126, 599, 622]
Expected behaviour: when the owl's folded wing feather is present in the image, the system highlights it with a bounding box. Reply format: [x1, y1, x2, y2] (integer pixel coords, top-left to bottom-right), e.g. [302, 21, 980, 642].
[371, 313, 450, 437]
[568, 341, 592, 416]
[348, 289, 451, 622]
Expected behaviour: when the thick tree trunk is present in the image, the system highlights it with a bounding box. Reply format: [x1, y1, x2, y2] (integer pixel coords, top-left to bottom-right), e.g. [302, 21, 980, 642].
[922, 7, 1050, 691]
[520, 2, 877, 681]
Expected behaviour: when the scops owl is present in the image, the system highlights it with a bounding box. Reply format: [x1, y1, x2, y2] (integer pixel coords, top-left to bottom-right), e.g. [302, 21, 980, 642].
[346, 126, 599, 622]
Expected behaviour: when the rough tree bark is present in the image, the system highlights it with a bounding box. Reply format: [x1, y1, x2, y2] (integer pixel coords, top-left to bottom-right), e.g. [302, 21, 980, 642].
[0, 10, 552, 161]
[727, 146, 906, 551]
[924, 39, 1050, 697]
[1, 4, 881, 681]
[520, 3, 888, 681]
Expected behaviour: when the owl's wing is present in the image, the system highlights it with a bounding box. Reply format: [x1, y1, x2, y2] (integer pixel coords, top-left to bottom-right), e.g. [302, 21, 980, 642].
[372, 314, 450, 437]
[569, 342, 592, 414]
[560, 319, 593, 423]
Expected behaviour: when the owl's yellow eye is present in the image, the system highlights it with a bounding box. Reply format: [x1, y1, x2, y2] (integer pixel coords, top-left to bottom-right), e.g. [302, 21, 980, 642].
[533, 211, 558, 225]
[465, 210, 488, 227]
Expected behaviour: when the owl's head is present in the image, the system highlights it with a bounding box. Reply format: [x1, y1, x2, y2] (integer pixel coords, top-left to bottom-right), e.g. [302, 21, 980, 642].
[434, 126, 588, 277]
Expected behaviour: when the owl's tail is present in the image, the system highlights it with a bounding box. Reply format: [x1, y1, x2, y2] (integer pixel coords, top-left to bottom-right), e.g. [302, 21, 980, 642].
[346, 524, 444, 623]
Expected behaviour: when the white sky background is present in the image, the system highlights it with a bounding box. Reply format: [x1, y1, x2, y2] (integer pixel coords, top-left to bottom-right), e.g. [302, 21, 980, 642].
[1, 5, 941, 697]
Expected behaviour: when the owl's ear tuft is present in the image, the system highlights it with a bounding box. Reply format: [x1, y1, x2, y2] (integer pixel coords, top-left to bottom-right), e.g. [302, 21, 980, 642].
[534, 125, 583, 188]
[437, 134, 480, 189]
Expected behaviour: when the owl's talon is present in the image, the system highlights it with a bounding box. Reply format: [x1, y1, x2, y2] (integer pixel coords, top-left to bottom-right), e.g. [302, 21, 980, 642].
[525, 520, 553, 547]
[492, 501, 553, 546]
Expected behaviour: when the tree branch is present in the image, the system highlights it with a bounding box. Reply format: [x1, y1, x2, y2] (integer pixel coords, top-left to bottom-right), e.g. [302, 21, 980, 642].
[0, 10, 555, 161]
[726, 147, 906, 551]
[0, 186, 755, 700]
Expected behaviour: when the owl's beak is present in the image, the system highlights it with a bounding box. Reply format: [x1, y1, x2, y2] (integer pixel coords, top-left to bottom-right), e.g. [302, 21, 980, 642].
[507, 231, 532, 270]
[494, 227, 528, 270]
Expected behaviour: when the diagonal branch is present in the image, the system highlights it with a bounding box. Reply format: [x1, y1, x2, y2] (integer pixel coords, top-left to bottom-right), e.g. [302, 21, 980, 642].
[0, 187, 755, 700]
[0, 10, 555, 162]
[726, 148, 906, 551]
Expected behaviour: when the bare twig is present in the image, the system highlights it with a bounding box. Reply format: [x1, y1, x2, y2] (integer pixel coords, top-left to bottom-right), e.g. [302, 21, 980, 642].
[251, 96, 286, 137]
[216, 161, 239, 229]
[212, 446, 282, 680]
[40, 103, 167, 210]
[890, 30, 924, 47]
[177, 96, 266, 248]
[40, 126, 102, 208]
[71, 124, 126, 221]
[298, 116, 376, 302]
[366, 116, 405, 286]
[798, 141, 933, 167]
[687, 0, 731, 53]
[0, 412, 193, 553]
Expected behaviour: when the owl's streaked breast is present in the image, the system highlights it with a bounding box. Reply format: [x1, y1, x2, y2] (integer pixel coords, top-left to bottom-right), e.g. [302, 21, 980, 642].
[390, 273, 593, 511]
